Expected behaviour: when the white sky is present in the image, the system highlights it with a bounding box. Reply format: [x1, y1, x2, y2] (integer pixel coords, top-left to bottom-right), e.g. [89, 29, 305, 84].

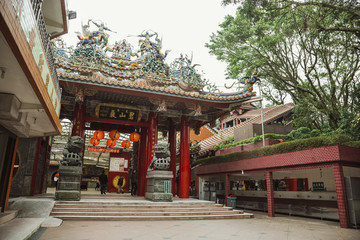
[62, 0, 239, 92]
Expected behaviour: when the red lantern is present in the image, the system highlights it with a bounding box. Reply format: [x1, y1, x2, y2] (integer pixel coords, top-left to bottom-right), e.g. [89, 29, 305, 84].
[90, 137, 100, 146]
[106, 139, 116, 148]
[93, 130, 104, 140]
[109, 130, 120, 140]
[121, 140, 131, 148]
[129, 132, 140, 142]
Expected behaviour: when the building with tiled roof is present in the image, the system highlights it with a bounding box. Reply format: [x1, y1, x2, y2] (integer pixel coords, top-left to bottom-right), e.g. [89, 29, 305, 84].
[198, 103, 296, 156]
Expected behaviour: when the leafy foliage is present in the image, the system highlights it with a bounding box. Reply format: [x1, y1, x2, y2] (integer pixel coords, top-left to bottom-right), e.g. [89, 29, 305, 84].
[207, 0, 360, 132]
[214, 133, 291, 151]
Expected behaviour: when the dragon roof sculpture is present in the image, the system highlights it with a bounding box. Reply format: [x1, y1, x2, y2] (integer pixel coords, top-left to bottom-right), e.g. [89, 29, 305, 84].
[52, 20, 256, 102]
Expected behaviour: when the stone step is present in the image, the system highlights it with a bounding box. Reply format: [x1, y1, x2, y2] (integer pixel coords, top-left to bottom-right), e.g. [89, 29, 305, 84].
[51, 210, 243, 217]
[54, 201, 220, 206]
[53, 203, 225, 209]
[52, 207, 237, 213]
[0, 210, 19, 225]
[53, 213, 254, 221]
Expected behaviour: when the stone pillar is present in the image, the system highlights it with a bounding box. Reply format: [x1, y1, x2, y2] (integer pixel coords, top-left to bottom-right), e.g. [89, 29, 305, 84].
[56, 92, 86, 201]
[30, 137, 42, 196]
[168, 119, 177, 196]
[145, 171, 173, 202]
[179, 116, 190, 198]
[266, 171, 275, 217]
[39, 137, 49, 194]
[334, 163, 350, 228]
[225, 174, 230, 205]
[137, 128, 148, 196]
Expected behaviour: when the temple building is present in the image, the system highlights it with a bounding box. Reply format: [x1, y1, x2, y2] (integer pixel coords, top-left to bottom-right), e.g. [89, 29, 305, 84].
[47, 21, 260, 199]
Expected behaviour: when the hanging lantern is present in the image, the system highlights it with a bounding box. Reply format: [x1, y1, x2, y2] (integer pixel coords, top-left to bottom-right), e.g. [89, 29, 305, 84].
[121, 140, 131, 149]
[93, 130, 104, 140]
[109, 130, 120, 140]
[106, 139, 116, 148]
[90, 137, 100, 146]
[129, 132, 140, 142]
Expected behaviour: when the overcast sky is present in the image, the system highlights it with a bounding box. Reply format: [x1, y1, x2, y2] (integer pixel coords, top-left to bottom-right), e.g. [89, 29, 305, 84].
[62, 0, 239, 92]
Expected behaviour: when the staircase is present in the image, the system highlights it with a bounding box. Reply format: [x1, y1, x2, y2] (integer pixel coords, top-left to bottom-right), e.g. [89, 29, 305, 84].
[50, 200, 253, 221]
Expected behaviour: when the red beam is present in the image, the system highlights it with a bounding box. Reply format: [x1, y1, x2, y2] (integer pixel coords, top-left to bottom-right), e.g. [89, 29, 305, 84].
[59, 81, 238, 109]
[85, 116, 150, 128]
[30, 138, 42, 196]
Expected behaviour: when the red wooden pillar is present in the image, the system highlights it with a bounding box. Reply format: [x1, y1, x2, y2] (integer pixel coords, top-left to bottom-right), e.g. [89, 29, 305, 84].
[30, 137, 42, 196]
[145, 113, 157, 193]
[146, 112, 157, 168]
[225, 174, 230, 205]
[266, 171, 275, 217]
[179, 116, 190, 198]
[71, 102, 86, 138]
[137, 128, 148, 196]
[334, 163, 350, 228]
[168, 119, 177, 196]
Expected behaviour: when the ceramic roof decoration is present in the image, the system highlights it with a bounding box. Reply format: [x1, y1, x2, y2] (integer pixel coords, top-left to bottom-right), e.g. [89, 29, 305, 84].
[51, 21, 257, 102]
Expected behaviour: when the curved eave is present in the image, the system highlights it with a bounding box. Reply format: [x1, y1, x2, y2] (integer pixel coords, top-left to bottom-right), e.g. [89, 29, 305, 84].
[58, 77, 257, 108]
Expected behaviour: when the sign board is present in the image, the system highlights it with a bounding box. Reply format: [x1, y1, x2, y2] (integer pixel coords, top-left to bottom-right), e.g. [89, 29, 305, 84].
[164, 180, 171, 194]
[95, 103, 142, 122]
[16, 0, 61, 116]
[312, 182, 325, 191]
[109, 157, 128, 172]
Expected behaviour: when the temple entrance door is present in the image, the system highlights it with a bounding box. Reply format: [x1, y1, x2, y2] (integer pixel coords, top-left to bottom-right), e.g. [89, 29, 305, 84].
[107, 152, 130, 193]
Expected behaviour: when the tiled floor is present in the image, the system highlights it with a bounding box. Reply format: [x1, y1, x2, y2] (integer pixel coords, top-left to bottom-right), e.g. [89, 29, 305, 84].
[7, 189, 360, 240]
[33, 211, 360, 240]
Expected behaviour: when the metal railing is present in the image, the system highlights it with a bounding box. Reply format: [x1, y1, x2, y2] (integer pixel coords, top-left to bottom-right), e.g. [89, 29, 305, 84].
[31, 0, 61, 100]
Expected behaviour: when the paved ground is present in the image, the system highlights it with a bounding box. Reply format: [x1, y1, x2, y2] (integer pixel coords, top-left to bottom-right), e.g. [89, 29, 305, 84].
[2, 188, 360, 240]
[30, 210, 360, 240]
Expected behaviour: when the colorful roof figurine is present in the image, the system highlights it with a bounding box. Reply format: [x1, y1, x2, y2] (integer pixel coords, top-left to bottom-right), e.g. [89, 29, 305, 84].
[52, 21, 257, 103]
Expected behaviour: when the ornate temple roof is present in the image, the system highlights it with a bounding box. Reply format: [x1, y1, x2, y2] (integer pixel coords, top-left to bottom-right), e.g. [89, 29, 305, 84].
[53, 23, 258, 104]
[53, 22, 261, 132]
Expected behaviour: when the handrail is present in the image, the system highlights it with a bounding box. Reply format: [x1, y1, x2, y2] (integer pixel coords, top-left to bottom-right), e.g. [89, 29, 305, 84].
[31, 0, 61, 100]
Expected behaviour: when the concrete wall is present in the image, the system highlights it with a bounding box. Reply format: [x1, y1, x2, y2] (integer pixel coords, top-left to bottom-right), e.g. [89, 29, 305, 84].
[234, 123, 295, 142]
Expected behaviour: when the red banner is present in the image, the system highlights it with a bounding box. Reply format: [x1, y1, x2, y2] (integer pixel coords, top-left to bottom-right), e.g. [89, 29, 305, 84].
[87, 147, 120, 153]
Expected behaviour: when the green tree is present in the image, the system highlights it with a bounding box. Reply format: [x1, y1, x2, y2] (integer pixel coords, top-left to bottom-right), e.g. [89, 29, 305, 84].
[222, 0, 360, 40]
[207, 0, 360, 131]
